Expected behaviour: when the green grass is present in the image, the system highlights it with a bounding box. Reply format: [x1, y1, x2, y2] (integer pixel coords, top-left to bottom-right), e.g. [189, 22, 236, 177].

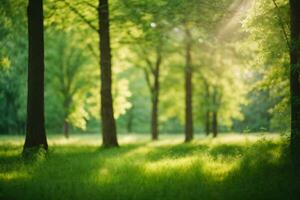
[0, 133, 299, 200]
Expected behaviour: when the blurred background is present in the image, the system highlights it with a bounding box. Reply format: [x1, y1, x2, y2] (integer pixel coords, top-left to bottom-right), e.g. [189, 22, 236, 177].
[0, 0, 290, 136]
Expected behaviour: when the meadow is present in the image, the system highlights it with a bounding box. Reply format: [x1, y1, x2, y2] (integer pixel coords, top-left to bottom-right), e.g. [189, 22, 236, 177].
[0, 133, 299, 200]
[1, 0, 300, 199]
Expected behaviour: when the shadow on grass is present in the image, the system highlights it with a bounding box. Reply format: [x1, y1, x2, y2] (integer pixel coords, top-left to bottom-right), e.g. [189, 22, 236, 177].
[0, 144, 24, 174]
[220, 141, 300, 200]
[0, 155, 22, 173]
[146, 143, 210, 161]
[1, 138, 299, 200]
[146, 143, 249, 161]
[209, 144, 246, 158]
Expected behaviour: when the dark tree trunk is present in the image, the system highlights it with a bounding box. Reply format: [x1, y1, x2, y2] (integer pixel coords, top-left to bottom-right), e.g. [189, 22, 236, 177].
[204, 81, 210, 136]
[63, 96, 71, 139]
[64, 120, 69, 139]
[212, 111, 218, 138]
[290, 0, 300, 164]
[23, 0, 48, 151]
[151, 50, 161, 141]
[151, 94, 159, 140]
[184, 28, 193, 142]
[98, 0, 118, 147]
[205, 111, 210, 136]
[212, 90, 218, 138]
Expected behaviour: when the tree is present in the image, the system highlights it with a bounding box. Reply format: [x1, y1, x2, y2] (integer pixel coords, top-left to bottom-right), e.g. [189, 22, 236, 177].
[241, 0, 300, 159]
[23, 0, 48, 151]
[45, 32, 97, 138]
[211, 87, 221, 137]
[117, 0, 171, 140]
[167, 0, 230, 141]
[184, 27, 194, 142]
[289, 0, 300, 164]
[202, 79, 211, 136]
[99, 0, 118, 147]
[133, 38, 164, 140]
[240, 0, 290, 133]
[142, 45, 162, 140]
[55, 0, 118, 146]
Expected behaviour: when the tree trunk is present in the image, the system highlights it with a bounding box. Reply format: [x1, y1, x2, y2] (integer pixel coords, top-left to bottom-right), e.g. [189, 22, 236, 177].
[205, 111, 210, 136]
[98, 0, 118, 147]
[151, 50, 161, 141]
[151, 96, 159, 140]
[184, 28, 193, 142]
[63, 96, 71, 139]
[204, 81, 210, 136]
[212, 89, 218, 138]
[290, 0, 300, 164]
[212, 111, 218, 138]
[23, 0, 48, 152]
[64, 120, 69, 139]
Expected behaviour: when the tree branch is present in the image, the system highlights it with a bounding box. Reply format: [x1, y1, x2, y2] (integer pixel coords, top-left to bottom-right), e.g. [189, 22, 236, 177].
[143, 67, 154, 95]
[87, 43, 99, 61]
[81, 1, 97, 10]
[62, 0, 98, 32]
[144, 56, 155, 75]
[271, 0, 290, 50]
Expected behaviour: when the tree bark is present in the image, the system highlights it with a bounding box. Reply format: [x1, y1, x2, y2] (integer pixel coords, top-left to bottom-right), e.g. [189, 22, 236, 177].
[184, 28, 193, 142]
[63, 95, 71, 139]
[212, 111, 218, 138]
[151, 49, 161, 141]
[151, 94, 159, 140]
[64, 120, 69, 139]
[98, 0, 118, 147]
[204, 81, 210, 136]
[23, 0, 48, 151]
[290, 0, 300, 164]
[212, 89, 219, 138]
[205, 111, 210, 136]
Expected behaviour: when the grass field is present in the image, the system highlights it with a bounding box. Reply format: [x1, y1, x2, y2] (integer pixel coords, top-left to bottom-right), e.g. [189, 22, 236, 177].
[0, 133, 299, 200]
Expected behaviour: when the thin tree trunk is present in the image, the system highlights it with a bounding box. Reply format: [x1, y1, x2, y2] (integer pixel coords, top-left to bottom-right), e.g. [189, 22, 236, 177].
[151, 50, 161, 141]
[63, 96, 71, 139]
[151, 96, 159, 140]
[184, 28, 193, 142]
[205, 111, 210, 136]
[212, 111, 218, 138]
[23, 0, 48, 152]
[204, 81, 210, 136]
[98, 0, 118, 147]
[212, 89, 218, 138]
[64, 120, 69, 139]
[290, 0, 300, 164]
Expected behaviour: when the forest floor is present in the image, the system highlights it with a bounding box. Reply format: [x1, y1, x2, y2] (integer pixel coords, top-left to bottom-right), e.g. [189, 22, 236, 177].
[0, 133, 299, 200]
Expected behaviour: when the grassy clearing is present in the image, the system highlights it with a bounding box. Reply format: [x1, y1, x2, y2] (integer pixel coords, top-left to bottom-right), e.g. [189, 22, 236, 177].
[0, 133, 299, 200]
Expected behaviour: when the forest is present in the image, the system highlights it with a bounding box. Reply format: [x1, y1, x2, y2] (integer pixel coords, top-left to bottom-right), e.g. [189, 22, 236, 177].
[0, 0, 300, 199]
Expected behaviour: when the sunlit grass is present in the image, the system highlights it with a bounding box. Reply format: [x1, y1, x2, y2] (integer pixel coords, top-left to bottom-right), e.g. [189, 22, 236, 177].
[0, 133, 298, 200]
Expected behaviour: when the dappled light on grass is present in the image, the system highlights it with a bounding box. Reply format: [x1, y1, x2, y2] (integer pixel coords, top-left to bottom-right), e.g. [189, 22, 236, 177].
[0, 133, 298, 200]
[200, 154, 240, 178]
[144, 156, 198, 172]
[0, 171, 30, 181]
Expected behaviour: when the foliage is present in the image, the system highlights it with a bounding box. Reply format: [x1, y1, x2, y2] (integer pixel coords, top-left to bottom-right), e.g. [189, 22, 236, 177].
[0, 0, 27, 134]
[0, 0, 291, 134]
[241, 0, 290, 131]
[45, 31, 97, 130]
